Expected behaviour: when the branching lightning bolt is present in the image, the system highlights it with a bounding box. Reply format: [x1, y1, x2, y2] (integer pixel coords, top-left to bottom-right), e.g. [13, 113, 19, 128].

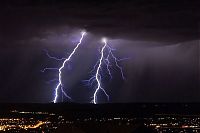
[42, 31, 86, 103]
[42, 32, 128, 104]
[93, 38, 109, 104]
[53, 31, 86, 103]
[85, 38, 127, 104]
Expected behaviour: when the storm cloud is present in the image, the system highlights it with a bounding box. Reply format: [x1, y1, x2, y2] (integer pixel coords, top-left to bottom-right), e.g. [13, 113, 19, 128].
[0, 0, 199, 103]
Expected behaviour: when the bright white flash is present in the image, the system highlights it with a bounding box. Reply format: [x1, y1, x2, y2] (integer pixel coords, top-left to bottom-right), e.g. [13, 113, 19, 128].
[42, 32, 126, 104]
[42, 31, 86, 103]
[53, 31, 86, 103]
[85, 38, 126, 104]
[93, 38, 109, 104]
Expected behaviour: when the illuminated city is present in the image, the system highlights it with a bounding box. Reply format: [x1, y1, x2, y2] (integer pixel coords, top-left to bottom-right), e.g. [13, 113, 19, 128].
[0, 0, 199, 133]
[0, 104, 200, 132]
[0, 109, 63, 132]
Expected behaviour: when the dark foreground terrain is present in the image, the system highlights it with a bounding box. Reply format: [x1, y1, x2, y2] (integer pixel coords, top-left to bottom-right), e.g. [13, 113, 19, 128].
[1, 103, 200, 133]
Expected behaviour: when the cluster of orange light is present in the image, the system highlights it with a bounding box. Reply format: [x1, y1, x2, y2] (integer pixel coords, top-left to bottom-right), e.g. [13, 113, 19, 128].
[0, 120, 45, 131]
[20, 121, 45, 129]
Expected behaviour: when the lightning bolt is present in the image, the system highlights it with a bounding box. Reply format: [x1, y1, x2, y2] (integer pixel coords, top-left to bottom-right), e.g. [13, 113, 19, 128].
[42, 31, 86, 103]
[42, 32, 127, 104]
[53, 31, 86, 103]
[86, 38, 126, 104]
[93, 38, 109, 104]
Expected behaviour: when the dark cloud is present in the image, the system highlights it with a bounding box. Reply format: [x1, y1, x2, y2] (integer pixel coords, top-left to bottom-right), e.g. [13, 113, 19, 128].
[0, 0, 199, 103]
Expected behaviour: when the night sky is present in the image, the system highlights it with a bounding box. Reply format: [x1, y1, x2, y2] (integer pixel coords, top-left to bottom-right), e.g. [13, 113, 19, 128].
[0, 0, 199, 103]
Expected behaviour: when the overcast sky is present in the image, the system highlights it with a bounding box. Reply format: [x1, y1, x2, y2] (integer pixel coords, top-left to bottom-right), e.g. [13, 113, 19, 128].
[0, 0, 199, 103]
